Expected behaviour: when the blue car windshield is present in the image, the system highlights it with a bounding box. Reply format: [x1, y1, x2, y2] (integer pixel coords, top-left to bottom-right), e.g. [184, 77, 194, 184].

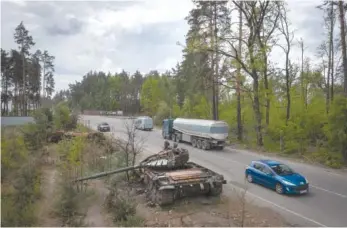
[270, 164, 294, 175]
[211, 126, 228, 134]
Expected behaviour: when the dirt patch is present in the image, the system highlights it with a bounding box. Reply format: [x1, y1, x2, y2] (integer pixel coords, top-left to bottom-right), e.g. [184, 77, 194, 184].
[37, 166, 60, 226]
[84, 179, 113, 227]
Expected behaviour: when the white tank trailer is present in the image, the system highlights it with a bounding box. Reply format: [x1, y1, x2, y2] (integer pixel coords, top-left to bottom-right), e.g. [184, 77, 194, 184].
[162, 118, 229, 150]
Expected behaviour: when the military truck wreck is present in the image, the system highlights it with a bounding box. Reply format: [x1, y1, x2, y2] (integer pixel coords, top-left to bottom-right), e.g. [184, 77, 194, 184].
[75, 141, 227, 206]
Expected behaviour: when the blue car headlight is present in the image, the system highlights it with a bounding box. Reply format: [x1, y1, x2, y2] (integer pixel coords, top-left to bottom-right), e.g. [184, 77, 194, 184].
[281, 180, 296, 186]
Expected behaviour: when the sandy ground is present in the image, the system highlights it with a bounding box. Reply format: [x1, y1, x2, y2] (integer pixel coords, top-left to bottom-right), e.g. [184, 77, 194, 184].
[37, 161, 60, 226]
[83, 179, 113, 227]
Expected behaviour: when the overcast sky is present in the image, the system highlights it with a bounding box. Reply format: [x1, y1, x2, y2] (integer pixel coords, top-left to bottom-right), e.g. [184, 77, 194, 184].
[1, 0, 325, 92]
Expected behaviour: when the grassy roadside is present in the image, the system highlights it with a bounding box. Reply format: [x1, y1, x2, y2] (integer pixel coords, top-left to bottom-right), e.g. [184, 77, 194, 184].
[152, 122, 346, 169]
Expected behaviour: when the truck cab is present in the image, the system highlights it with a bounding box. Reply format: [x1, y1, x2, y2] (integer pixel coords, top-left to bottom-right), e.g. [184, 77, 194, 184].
[162, 118, 174, 139]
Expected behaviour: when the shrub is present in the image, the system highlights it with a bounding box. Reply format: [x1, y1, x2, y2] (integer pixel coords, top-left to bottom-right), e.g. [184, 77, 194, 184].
[53, 102, 78, 131]
[104, 187, 138, 225]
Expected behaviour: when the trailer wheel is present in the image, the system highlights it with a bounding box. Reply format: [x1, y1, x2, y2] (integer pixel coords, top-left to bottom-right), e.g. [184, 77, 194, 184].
[201, 140, 209, 150]
[192, 138, 197, 147]
[197, 140, 202, 149]
[206, 142, 211, 150]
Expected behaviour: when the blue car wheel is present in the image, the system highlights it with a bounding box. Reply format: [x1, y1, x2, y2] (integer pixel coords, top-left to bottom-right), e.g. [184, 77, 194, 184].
[246, 173, 253, 183]
[275, 183, 284, 194]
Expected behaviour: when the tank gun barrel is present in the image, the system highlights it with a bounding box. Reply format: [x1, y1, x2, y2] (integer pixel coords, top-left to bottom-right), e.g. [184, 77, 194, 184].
[74, 165, 142, 182]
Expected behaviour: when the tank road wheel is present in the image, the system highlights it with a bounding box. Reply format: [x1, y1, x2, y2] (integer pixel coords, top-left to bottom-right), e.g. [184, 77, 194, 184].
[208, 184, 223, 196]
[197, 140, 202, 149]
[192, 138, 197, 147]
[156, 189, 175, 206]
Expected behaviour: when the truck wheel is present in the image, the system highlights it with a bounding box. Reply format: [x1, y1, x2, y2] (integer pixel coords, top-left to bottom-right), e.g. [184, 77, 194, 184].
[197, 140, 202, 149]
[192, 138, 197, 147]
[175, 134, 181, 142]
[206, 142, 211, 150]
[201, 140, 210, 150]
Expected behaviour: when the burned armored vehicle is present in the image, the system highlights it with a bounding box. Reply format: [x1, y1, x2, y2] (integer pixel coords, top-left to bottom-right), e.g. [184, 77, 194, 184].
[47, 130, 105, 143]
[75, 141, 227, 206]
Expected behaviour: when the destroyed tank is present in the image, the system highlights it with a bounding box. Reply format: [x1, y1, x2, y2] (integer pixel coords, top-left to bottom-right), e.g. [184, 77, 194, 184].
[75, 141, 227, 206]
[47, 130, 105, 143]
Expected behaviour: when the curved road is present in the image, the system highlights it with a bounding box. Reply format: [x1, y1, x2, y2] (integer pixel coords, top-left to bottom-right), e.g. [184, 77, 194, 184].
[81, 115, 347, 227]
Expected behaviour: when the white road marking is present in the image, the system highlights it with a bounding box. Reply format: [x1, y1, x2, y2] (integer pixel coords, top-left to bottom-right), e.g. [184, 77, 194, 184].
[310, 185, 347, 198]
[200, 151, 347, 199]
[227, 146, 347, 178]
[243, 188, 327, 227]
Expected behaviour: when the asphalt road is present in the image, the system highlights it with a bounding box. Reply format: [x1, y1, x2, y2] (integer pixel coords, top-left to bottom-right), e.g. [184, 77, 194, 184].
[81, 115, 347, 227]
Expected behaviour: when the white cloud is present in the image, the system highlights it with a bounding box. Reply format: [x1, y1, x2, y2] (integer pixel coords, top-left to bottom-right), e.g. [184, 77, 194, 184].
[1, 0, 326, 93]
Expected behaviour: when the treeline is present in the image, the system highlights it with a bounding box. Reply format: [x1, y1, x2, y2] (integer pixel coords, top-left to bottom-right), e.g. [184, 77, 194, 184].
[1, 21, 55, 116]
[54, 70, 148, 114]
[57, 1, 347, 167]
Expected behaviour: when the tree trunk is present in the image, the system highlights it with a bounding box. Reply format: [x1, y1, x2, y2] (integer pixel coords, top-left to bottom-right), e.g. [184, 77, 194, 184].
[210, 3, 217, 120]
[299, 39, 306, 108]
[214, 2, 219, 120]
[263, 54, 270, 126]
[326, 1, 335, 112]
[338, 1, 347, 95]
[327, 57, 331, 113]
[43, 61, 46, 99]
[330, 2, 335, 102]
[237, 1, 243, 141]
[22, 53, 26, 116]
[285, 55, 290, 125]
[253, 74, 263, 146]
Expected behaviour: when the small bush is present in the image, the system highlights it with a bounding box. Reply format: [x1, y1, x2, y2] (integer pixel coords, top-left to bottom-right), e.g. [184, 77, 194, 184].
[309, 148, 344, 169]
[1, 158, 41, 226]
[104, 185, 140, 226]
[21, 123, 47, 151]
[117, 215, 144, 227]
[53, 102, 78, 131]
[54, 175, 90, 227]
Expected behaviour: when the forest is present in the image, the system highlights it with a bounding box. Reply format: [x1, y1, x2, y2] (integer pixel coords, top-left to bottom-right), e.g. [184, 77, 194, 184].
[1, 21, 55, 116]
[2, 1, 347, 167]
[53, 1, 347, 167]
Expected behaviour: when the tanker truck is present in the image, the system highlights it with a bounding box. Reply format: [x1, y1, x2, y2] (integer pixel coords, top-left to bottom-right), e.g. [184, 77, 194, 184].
[162, 118, 229, 150]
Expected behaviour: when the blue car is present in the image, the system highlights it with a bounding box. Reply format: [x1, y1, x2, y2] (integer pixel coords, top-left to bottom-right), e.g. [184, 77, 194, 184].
[245, 160, 309, 195]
